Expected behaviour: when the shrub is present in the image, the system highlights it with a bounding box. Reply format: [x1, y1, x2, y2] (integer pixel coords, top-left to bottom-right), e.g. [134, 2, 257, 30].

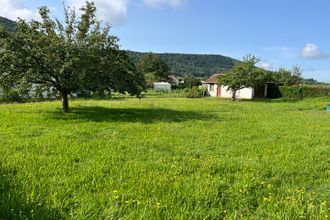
[0, 84, 30, 102]
[279, 85, 330, 99]
[0, 90, 23, 102]
[186, 86, 206, 98]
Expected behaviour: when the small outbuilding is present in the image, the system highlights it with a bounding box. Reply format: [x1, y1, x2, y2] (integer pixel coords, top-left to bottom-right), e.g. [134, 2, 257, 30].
[205, 73, 267, 99]
[153, 82, 172, 91]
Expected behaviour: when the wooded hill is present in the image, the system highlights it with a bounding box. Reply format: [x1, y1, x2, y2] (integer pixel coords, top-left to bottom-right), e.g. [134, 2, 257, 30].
[0, 16, 16, 32]
[128, 51, 238, 77]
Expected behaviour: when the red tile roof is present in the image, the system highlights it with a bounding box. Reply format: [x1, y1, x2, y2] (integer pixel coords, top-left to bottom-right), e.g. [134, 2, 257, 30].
[205, 73, 225, 84]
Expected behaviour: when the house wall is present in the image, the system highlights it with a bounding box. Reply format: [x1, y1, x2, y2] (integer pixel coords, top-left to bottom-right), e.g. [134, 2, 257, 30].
[221, 86, 254, 99]
[207, 83, 255, 99]
[207, 83, 218, 97]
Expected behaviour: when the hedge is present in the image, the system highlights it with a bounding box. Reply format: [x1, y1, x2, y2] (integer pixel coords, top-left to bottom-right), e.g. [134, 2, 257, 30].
[186, 86, 207, 98]
[279, 85, 330, 99]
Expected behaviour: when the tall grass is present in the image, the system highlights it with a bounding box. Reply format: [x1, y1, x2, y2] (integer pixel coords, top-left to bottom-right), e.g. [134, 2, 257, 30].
[110, 89, 188, 99]
[0, 97, 329, 219]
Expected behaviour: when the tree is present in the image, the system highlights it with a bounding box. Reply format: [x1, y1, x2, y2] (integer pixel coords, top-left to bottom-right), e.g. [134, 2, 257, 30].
[274, 66, 302, 86]
[137, 52, 169, 87]
[183, 76, 201, 88]
[218, 54, 268, 101]
[0, 2, 145, 112]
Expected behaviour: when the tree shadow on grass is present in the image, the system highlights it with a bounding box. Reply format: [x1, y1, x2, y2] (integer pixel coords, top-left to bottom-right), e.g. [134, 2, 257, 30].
[239, 98, 302, 103]
[46, 106, 219, 123]
[47, 106, 218, 124]
[0, 166, 63, 219]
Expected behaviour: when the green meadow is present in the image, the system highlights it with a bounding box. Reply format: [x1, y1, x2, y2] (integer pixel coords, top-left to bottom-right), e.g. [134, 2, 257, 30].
[0, 97, 329, 219]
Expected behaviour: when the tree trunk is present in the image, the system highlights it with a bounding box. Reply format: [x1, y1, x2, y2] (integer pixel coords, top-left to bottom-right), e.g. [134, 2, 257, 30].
[61, 92, 69, 113]
[232, 90, 237, 101]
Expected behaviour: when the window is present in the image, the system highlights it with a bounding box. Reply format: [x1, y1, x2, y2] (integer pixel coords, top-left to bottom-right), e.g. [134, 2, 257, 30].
[210, 84, 214, 91]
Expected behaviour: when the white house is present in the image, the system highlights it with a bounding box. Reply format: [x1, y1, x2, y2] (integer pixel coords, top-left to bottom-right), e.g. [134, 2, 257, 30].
[153, 82, 172, 91]
[205, 73, 267, 99]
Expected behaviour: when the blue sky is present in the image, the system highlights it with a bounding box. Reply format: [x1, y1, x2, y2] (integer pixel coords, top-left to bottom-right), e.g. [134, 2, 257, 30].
[1, 0, 329, 82]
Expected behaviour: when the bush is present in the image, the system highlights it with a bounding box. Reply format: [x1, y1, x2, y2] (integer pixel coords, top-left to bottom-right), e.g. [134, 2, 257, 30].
[186, 86, 206, 98]
[0, 90, 23, 102]
[279, 85, 330, 99]
[0, 84, 30, 102]
[142, 89, 187, 98]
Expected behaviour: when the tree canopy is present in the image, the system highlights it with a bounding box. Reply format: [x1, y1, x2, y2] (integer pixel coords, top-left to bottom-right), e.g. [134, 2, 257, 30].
[0, 2, 145, 112]
[274, 66, 303, 86]
[136, 52, 169, 87]
[218, 54, 269, 100]
[183, 76, 202, 88]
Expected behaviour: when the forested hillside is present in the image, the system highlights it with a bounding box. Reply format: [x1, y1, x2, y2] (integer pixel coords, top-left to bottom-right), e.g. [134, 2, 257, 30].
[0, 16, 16, 32]
[128, 51, 238, 77]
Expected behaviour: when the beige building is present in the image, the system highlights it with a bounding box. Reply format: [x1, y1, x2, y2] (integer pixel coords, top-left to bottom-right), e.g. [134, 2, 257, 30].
[205, 73, 266, 99]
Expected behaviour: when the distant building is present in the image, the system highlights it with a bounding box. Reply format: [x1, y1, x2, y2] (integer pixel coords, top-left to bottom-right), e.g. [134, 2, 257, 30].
[201, 80, 208, 87]
[168, 75, 179, 86]
[153, 82, 172, 91]
[205, 73, 267, 99]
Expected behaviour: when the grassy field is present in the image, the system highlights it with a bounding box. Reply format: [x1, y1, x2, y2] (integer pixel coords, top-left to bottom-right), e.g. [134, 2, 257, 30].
[0, 97, 329, 219]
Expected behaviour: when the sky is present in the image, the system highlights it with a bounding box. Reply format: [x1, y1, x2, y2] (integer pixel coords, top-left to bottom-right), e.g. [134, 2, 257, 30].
[1, 0, 329, 82]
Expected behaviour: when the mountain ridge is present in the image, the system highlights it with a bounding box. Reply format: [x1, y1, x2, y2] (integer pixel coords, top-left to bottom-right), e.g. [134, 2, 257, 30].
[128, 51, 238, 77]
[0, 16, 16, 32]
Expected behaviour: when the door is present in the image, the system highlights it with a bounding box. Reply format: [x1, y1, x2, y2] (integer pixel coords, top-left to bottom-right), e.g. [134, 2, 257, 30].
[254, 86, 265, 98]
[217, 86, 221, 97]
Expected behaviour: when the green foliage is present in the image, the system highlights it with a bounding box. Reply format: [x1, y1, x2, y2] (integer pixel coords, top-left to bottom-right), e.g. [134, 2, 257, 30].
[279, 85, 330, 99]
[0, 76, 31, 102]
[186, 86, 206, 98]
[137, 52, 169, 88]
[0, 98, 329, 219]
[183, 76, 202, 88]
[143, 72, 156, 88]
[274, 66, 303, 86]
[129, 51, 238, 77]
[303, 78, 318, 85]
[0, 90, 23, 102]
[110, 89, 188, 99]
[0, 2, 145, 112]
[218, 54, 269, 100]
[0, 17, 16, 32]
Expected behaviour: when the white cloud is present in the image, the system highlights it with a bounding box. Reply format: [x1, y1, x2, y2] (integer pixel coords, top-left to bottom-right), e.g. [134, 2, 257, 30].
[67, 0, 187, 25]
[67, 0, 129, 24]
[143, 0, 187, 8]
[0, 0, 188, 25]
[300, 43, 328, 60]
[258, 61, 273, 70]
[0, 0, 36, 20]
